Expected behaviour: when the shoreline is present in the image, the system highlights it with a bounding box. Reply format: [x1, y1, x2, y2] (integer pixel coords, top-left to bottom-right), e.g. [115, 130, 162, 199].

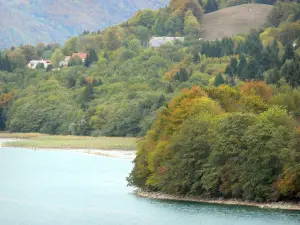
[0, 138, 136, 159]
[136, 189, 300, 211]
[0, 138, 20, 147]
[0, 134, 137, 150]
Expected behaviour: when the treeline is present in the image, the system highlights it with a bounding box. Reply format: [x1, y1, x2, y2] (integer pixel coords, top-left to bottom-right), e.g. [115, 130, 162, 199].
[197, 1, 300, 86]
[0, 0, 299, 138]
[0, 43, 60, 70]
[0, 0, 208, 136]
[220, 36, 299, 86]
[128, 83, 300, 202]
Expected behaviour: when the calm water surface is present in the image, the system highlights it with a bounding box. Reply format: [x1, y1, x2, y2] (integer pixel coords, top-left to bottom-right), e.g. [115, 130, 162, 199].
[0, 147, 299, 225]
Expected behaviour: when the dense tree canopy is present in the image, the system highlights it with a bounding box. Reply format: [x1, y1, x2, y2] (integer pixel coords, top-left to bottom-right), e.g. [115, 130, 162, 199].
[128, 84, 300, 201]
[0, 1, 299, 143]
[0, 1, 299, 203]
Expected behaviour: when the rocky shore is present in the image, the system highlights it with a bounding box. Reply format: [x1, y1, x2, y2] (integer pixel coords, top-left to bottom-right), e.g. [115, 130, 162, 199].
[84, 149, 136, 159]
[136, 189, 300, 211]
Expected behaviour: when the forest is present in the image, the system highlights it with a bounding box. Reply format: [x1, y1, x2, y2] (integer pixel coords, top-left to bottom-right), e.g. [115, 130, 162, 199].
[0, 0, 299, 138]
[0, 0, 300, 201]
[128, 83, 300, 201]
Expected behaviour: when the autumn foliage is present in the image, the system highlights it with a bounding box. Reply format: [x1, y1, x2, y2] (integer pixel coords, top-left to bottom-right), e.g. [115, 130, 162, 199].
[128, 83, 300, 202]
[0, 92, 13, 106]
[170, 0, 204, 21]
[241, 81, 272, 102]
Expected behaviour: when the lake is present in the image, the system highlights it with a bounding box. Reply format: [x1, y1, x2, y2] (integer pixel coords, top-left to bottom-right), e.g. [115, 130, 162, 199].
[0, 147, 299, 225]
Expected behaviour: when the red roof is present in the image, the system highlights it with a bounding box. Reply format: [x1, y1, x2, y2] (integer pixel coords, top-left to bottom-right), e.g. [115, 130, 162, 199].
[72, 52, 87, 60]
[65, 56, 72, 62]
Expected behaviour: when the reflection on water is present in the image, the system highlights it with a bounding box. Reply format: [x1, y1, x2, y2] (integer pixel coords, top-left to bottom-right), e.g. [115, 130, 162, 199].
[0, 147, 299, 225]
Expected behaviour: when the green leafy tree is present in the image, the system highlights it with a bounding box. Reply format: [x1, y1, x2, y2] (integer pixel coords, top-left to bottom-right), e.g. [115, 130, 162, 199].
[20, 45, 39, 61]
[165, 11, 185, 35]
[63, 37, 78, 55]
[8, 49, 27, 69]
[104, 29, 122, 51]
[153, 10, 169, 36]
[136, 26, 150, 47]
[51, 49, 64, 68]
[68, 55, 83, 67]
[184, 10, 201, 38]
[132, 9, 157, 29]
[129, 39, 142, 53]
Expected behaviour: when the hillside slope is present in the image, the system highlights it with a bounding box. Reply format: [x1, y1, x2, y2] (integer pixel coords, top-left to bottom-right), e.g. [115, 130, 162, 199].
[0, 0, 168, 49]
[201, 4, 273, 40]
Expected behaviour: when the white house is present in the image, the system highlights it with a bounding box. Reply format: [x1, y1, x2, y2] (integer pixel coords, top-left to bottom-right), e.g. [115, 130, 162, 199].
[149, 37, 185, 47]
[27, 60, 51, 69]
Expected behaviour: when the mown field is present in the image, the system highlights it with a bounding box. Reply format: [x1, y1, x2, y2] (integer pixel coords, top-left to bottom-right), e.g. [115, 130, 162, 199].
[0, 133, 137, 150]
[201, 4, 273, 40]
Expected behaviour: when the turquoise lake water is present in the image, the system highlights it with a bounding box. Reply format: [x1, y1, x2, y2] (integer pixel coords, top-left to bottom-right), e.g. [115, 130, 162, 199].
[0, 147, 299, 225]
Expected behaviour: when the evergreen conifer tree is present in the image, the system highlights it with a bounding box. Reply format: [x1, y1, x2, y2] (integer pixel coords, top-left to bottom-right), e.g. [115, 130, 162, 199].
[282, 43, 295, 65]
[237, 54, 247, 79]
[193, 52, 200, 64]
[204, 0, 218, 13]
[85, 49, 98, 67]
[175, 68, 189, 82]
[214, 73, 225, 87]
[166, 84, 174, 93]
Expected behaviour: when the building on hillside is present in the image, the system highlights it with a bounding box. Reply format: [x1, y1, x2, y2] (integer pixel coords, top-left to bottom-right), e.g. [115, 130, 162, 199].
[72, 52, 88, 62]
[59, 56, 71, 67]
[149, 37, 185, 47]
[59, 52, 88, 67]
[27, 60, 51, 69]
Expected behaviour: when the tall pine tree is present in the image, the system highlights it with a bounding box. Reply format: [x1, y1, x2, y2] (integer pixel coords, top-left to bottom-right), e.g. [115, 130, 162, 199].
[214, 73, 225, 87]
[237, 54, 247, 79]
[282, 43, 295, 65]
[0, 55, 12, 72]
[85, 49, 98, 67]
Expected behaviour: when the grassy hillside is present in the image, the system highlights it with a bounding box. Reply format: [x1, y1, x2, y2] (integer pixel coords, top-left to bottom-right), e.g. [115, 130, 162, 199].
[0, 0, 168, 49]
[201, 4, 273, 40]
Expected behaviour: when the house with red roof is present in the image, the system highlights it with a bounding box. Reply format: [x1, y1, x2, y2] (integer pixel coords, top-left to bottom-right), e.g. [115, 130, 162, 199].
[72, 53, 87, 61]
[60, 52, 87, 67]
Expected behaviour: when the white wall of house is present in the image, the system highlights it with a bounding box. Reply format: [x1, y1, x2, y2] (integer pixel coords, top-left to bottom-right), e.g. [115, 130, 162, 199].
[27, 60, 50, 69]
[149, 37, 185, 47]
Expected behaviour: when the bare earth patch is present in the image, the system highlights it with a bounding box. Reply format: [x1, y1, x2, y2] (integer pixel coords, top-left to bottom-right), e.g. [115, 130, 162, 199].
[201, 4, 273, 41]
